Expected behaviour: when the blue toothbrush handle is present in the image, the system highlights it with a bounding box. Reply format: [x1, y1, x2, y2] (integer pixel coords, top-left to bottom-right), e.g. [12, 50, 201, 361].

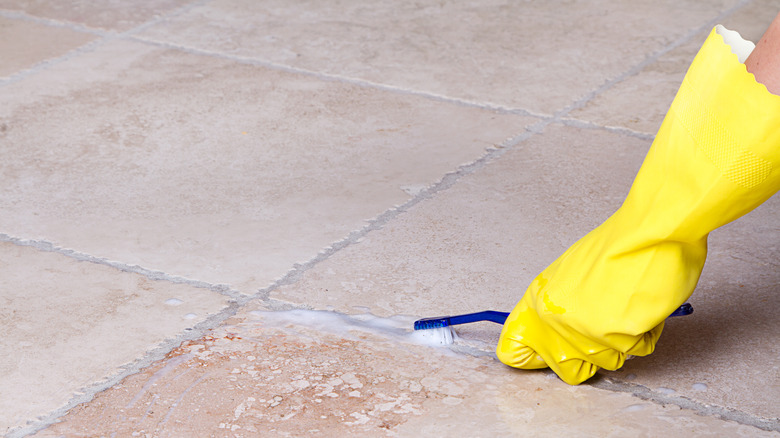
[669, 302, 694, 317]
[448, 311, 510, 325]
[445, 303, 692, 327]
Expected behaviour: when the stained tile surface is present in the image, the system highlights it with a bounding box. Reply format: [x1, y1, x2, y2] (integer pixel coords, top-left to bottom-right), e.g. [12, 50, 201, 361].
[33, 310, 778, 437]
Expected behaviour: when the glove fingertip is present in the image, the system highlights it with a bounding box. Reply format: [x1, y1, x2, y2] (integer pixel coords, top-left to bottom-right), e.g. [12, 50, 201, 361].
[626, 321, 665, 357]
[496, 336, 548, 370]
[555, 358, 601, 385]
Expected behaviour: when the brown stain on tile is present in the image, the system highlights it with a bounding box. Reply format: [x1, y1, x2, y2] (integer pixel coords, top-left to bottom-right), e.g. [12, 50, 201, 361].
[39, 320, 454, 437]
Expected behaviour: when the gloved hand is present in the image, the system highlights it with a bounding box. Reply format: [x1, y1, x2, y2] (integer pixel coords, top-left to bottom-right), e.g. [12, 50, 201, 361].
[497, 25, 780, 385]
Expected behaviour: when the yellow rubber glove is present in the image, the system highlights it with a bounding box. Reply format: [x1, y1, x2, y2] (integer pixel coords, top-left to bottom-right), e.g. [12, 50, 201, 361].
[497, 25, 780, 385]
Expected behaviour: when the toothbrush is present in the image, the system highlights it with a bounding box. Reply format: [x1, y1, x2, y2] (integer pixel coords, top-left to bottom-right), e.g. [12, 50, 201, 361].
[414, 303, 693, 345]
[414, 310, 511, 330]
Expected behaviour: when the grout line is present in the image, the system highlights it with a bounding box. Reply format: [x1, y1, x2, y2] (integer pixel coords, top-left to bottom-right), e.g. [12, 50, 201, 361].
[1, 3, 552, 121]
[559, 117, 656, 141]
[0, 233, 242, 301]
[126, 34, 550, 120]
[1, 2, 544, 121]
[453, 338, 780, 432]
[0, 37, 108, 87]
[592, 377, 780, 433]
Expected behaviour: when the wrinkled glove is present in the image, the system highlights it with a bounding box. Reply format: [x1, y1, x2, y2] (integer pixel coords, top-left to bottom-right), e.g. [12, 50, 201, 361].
[497, 25, 780, 385]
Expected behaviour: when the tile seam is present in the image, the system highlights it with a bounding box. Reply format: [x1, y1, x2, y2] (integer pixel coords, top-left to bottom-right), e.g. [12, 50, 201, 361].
[592, 377, 780, 432]
[125, 34, 551, 120]
[559, 117, 656, 140]
[0, 1, 548, 121]
[1, 86, 549, 438]
[417, 338, 780, 433]
[0, 233, 242, 300]
[0, 37, 108, 87]
[413, 335, 780, 432]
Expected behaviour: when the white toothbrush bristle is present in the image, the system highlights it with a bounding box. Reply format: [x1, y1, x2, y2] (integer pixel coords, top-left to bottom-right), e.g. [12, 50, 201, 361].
[413, 326, 456, 346]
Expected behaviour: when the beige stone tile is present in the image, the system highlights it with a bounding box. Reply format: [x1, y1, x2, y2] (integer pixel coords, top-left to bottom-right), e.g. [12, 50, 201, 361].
[33, 309, 777, 437]
[0, 16, 95, 78]
[136, 0, 739, 115]
[0, 39, 534, 295]
[0, 241, 229, 436]
[0, 0, 190, 32]
[569, 0, 779, 134]
[268, 124, 779, 418]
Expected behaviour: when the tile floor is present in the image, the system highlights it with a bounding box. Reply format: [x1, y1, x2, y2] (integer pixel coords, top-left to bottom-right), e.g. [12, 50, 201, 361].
[1, 0, 778, 436]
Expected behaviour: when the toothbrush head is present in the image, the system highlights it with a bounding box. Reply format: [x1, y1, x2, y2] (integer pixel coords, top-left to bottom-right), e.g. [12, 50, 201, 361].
[413, 325, 456, 345]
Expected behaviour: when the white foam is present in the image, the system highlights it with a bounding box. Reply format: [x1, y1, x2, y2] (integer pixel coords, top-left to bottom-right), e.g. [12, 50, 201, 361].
[409, 326, 456, 346]
[622, 404, 647, 413]
[164, 298, 183, 306]
[656, 387, 676, 395]
[247, 309, 460, 349]
[692, 383, 708, 391]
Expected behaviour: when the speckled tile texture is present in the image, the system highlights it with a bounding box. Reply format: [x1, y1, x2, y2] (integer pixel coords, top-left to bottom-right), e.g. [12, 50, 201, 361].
[1, 0, 778, 437]
[32, 311, 779, 437]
